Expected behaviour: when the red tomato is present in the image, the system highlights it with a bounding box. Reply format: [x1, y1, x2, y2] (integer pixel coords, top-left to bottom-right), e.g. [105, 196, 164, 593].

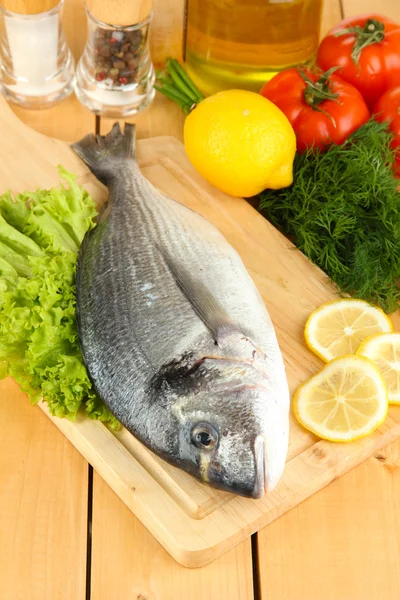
[373, 87, 400, 176]
[317, 14, 400, 109]
[260, 67, 370, 153]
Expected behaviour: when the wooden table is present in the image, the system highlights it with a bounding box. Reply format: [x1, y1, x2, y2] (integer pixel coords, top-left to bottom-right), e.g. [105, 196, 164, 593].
[2, 1, 400, 598]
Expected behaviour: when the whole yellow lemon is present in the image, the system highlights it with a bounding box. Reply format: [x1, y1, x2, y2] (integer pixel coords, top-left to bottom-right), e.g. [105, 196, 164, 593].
[183, 89, 296, 198]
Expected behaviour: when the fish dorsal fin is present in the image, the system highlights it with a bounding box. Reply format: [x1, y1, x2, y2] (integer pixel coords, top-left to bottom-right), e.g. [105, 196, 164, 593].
[156, 243, 241, 344]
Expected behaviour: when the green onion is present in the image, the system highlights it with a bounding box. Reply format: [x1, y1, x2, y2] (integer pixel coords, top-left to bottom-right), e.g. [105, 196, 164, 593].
[155, 57, 204, 113]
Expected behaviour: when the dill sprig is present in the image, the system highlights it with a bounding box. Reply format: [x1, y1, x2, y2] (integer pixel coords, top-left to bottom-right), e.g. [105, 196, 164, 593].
[258, 119, 400, 313]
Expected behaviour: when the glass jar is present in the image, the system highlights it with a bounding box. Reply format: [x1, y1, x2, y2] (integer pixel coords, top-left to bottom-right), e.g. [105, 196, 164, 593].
[74, 6, 155, 118]
[0, 0, 75, 109]
[184, 0, 324, 96]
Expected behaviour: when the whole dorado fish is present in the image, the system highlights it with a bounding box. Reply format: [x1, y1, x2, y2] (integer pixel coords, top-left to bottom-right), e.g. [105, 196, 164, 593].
[72, 123, 290, 499]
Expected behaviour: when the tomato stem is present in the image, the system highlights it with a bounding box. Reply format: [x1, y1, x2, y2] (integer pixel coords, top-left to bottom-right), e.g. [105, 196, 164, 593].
[297, 68, 340, 126]
[298, 67, 339, 107]
[334, 18, 385, 64]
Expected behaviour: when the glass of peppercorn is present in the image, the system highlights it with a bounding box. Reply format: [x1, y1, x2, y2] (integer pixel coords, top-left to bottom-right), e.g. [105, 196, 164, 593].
[74, 0, 155, 117]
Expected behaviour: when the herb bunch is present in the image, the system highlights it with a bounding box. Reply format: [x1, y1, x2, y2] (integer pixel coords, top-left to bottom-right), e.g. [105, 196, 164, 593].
[258, 119, 400, 313]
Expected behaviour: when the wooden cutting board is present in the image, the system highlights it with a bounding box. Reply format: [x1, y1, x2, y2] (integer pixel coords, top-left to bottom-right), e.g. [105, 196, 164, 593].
[1, 95, 400, 569]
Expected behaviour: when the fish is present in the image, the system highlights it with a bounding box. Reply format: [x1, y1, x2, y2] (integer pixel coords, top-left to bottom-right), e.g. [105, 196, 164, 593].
[71, 122, 290, 499]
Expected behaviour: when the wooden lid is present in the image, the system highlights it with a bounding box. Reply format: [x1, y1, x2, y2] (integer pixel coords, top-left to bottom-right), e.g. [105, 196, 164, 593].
[87, 0, 153, 26]
[0, 0, 60, 14]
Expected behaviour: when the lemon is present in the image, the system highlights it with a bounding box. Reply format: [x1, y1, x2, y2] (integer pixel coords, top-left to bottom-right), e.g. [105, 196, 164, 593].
[304, 298, 393, 363]
[357, 333, 400, 404]
[293, 355, 388, 442]
[183, 90, 296, 198]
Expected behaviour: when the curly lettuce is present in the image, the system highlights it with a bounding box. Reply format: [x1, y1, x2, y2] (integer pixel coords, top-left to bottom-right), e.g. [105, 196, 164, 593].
[0, 167, 119, 429]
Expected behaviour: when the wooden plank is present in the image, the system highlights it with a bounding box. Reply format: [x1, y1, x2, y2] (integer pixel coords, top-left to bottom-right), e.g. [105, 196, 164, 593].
[0, 378, 88, 600]
[342, 0, 400, 19]
[151, 0, 186, 64]
[9, 0, 96, 141]
[100, 93, 186, 141]
[2, 90, 400, 567]
[320, 0, 343, 36]
[257, 438, 400, 600]
[258, 4, 400, 599]
[90, 473, 254, 600]
[0, 2, 94, 595]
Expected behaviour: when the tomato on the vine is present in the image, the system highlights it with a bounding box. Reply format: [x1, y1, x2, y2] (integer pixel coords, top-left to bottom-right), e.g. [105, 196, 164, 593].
[317, 14, 400, 109]
[373, 87, 400, 176]
[260, 67, 370, 153]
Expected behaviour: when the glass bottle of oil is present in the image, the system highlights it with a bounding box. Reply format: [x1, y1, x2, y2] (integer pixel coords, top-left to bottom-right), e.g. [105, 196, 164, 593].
[184, 0, 324, 96]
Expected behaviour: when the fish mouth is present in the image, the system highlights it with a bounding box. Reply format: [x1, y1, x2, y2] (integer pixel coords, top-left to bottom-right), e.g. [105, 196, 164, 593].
[252, 435, 278, 499]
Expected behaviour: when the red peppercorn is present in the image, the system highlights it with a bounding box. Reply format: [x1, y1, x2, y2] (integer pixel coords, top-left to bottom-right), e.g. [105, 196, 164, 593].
[119, 76, 128, 85]
[96, 72, 106, 81]
[110, 37, 117, 44]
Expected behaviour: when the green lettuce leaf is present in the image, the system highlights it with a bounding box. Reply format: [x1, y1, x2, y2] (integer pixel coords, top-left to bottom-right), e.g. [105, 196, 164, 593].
[0, 166, 119, 430]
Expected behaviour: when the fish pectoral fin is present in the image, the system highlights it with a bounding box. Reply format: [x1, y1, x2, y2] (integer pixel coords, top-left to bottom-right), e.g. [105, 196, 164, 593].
[155, 242, 241, 344]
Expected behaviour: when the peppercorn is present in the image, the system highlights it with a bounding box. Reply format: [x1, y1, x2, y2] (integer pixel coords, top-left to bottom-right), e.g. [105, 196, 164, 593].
[119, 67, 133, 77]
[91, 25, 144, 91]
[100, 45, 111, 57]
[109, 67, 119, 80]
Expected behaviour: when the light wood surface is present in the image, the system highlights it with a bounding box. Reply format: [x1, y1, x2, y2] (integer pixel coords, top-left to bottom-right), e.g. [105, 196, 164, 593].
[101, 93, 186, 141]
[342, 0, 399, 18]
[91, 474, 254, 600]
[0, 377, 88, 600]
[2, 0, 400, 596]
[258, 438, 400, 600]
[151, 0, 185, 65]
[257, 2, 400, 600]
[2, 56, 400, 568]
[320, 0, 343, 36]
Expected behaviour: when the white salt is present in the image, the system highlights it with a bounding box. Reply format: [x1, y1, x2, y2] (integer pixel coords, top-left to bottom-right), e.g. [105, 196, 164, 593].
[4, 10, 62, 95]
[85, 86, 140, 107]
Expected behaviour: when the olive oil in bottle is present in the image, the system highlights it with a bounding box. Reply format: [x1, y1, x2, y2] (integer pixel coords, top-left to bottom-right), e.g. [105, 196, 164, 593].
[184, 0, 323, 95]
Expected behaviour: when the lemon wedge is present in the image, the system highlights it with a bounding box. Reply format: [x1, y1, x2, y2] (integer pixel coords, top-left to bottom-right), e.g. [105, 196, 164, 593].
[293, 355, 388, 442]
[357, 333, 400, 404]
[304, 299, 393, 362]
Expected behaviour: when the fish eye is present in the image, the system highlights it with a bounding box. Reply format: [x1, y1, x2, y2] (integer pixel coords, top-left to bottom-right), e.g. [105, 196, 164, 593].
[191, 423, 219, 451]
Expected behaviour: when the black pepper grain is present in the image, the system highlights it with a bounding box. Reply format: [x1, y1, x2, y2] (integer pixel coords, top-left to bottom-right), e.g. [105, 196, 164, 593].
[92, 26, 144, 88]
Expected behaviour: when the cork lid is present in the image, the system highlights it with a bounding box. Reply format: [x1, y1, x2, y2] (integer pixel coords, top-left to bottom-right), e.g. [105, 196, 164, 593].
[87, 0, 153, 27]
[0, 0, 60, 14]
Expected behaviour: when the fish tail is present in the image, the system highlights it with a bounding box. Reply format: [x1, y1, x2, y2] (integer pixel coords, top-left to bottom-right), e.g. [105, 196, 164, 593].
[71, 122, 136, 184]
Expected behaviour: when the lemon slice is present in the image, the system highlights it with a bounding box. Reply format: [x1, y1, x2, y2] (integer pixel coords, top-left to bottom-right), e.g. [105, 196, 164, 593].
[357, 333, 400, 404]
[305, 299, 393, 362]
[293, 355, 388, 442]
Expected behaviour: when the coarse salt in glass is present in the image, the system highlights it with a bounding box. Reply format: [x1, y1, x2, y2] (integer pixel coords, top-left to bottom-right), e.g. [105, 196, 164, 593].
[0, 0, 75, 108]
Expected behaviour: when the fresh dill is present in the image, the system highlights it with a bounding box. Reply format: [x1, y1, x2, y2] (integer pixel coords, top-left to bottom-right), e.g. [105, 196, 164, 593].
[258, 119, 400, 313]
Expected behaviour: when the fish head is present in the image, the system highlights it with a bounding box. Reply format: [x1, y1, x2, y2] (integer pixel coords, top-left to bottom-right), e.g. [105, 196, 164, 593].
[171, 357, 290, 499]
